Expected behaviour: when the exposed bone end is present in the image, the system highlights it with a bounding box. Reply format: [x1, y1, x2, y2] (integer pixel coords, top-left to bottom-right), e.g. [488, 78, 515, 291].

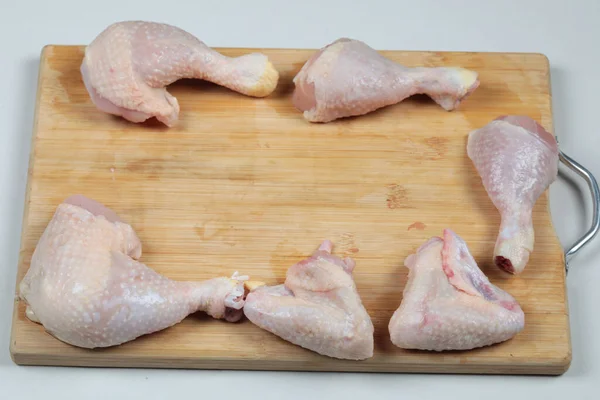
[247, 60, 279, 97]
[244, 280, 266, 292]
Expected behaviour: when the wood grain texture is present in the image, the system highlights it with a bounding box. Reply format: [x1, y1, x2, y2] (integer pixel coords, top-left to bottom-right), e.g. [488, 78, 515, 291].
[10, 45, 570, 375]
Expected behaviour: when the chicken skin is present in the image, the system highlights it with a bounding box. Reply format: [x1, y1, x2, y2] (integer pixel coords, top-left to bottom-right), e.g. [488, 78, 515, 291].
[389, 229, 525, 351]
[243, 240, 374, 360]
[18, 195, 246, 349]
[81, 21, 279, 126]
[293, 38, 479, 123]
[467, 116, 559, 274]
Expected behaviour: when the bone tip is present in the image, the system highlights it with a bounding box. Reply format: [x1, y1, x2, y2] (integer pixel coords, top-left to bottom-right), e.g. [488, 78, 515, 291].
[244, 280, 266, 292]
[317, 239, 334, 253]
[458, 69, 480, 92]
[495, 256, 515, 274]
[494, 237, 531, 275]
[249, 60, 279, 97]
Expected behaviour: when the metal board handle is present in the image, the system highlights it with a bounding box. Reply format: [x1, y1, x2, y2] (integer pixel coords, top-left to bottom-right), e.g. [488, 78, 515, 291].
[558, 149, 600, 274]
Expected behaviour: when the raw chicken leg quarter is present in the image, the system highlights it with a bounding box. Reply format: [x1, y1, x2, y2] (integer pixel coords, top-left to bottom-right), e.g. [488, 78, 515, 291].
[293, 38, 480, 123]
[467, 116, 559, 274]
[19, 195, 247, 349]
[389, 229, 525, 351]
[81, 21, 279, 126]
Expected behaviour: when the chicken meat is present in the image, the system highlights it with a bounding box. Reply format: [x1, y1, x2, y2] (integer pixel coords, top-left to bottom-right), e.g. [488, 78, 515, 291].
[292, 38, 479, 123]
[18, 195, 247, 349]
[389, 229, 525, 351]
[243, 240, 374, 360]
[467, 116, 559, 274]
[81, 21, 279, 126]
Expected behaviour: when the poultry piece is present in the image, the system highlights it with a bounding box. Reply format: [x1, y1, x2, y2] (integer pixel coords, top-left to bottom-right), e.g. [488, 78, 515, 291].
[389, 229, 525, 351]
[467, 116, 559, 274]
[243, 240, 374, 360]
[81, 21, 279, 126]
[292, 38, 479, 123]
[18, 195, 247, 349]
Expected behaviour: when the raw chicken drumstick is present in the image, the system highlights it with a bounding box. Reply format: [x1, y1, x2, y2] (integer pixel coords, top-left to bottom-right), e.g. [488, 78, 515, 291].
[243, 240, 374, 360]
[81, 21, 279, 126]
[389, 229, 525, 351]
[292, 38, 479, 123]
[467, 116, 559, 274]
[18, 195, 247, 349]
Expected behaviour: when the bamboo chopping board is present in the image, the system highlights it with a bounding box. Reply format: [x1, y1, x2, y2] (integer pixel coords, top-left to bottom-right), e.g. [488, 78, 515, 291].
[10, 45, 569, 375]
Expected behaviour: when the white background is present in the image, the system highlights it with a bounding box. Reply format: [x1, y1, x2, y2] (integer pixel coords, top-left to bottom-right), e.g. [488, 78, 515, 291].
[1, 0, 598, 398]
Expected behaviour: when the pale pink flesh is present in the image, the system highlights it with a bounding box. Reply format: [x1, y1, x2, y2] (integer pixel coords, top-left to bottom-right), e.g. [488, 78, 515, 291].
[467, 116, 559, 274]
[81, 21, 278, 126]
[243, 240, 374, 360]
[19, 195, 246, 348]
[292, 38, 480, 123]
[388, 229, 524, 351]
[80, 63, 159, 124]
[64, 194, 122, 223]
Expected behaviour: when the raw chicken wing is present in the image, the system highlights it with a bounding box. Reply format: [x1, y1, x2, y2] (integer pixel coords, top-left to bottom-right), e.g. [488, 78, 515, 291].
[18, 195, 246, 349]
[389, 229, 525, 351]
[243, 240, 374, 360]
[81, 21, 279, 126]
[467, 116, 559, 274]
[293, 38, 479, 123]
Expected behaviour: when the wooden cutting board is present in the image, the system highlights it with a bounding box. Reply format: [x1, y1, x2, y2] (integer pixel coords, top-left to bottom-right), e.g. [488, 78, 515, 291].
[10, 45, 569, 375]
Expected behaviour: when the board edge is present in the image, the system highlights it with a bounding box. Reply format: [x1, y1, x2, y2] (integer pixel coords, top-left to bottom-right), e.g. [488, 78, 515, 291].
[9, 45, 53, 364]
[35, 44, 556, 59]
[10, 349, 571, 376]
[540, 58, 573, 374]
